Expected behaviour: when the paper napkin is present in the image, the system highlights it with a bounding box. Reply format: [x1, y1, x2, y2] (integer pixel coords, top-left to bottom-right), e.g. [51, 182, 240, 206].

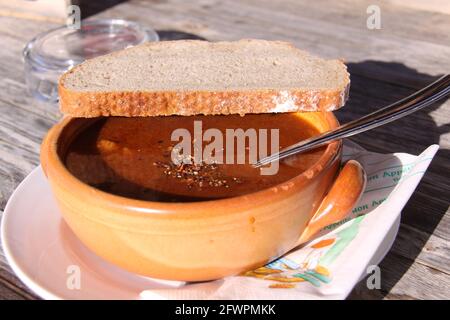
[140, 142, 439, 300]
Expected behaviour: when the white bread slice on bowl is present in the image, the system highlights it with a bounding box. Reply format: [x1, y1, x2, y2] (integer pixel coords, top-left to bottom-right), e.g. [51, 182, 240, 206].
[59, 39, 350, 117]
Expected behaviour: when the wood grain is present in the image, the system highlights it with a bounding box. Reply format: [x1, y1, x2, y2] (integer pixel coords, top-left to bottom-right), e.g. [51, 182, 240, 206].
[0, 0, 449, 300]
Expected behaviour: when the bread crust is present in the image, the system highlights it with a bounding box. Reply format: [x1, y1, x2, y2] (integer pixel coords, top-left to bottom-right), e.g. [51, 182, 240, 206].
[58, 39, 350, 117]
[59, 85, 349, 117]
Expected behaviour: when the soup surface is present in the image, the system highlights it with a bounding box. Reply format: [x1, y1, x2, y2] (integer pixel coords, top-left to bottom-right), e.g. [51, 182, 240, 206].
[64, 114, 326, 202]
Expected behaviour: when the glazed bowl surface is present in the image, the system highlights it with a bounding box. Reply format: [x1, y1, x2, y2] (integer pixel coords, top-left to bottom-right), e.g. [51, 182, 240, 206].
[40, 112, 365, 281]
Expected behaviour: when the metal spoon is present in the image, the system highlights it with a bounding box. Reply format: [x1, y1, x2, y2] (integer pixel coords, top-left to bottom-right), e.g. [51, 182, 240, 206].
[254, 74, 450, 168]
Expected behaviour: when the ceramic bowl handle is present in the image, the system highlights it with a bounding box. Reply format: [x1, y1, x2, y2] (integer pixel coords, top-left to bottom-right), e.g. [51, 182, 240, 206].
[297, 160, 367, 245]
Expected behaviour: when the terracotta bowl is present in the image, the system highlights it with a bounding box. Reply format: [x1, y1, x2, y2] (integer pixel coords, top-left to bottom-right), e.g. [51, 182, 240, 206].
[40, 112, 366, 281]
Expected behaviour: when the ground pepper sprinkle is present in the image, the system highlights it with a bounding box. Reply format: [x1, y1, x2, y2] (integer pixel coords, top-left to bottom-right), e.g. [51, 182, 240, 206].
[153, 160, 243, 189]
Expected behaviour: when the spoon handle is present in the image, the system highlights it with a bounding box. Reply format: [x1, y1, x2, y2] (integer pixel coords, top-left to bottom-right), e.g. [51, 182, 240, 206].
[255, 74, 450, 167]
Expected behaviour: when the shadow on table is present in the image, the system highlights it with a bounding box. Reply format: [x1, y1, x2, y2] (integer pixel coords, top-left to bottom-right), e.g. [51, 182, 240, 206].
[78, 0, 128, 19]
[156, 30, 207, 41]
[343, 61, 449, 299]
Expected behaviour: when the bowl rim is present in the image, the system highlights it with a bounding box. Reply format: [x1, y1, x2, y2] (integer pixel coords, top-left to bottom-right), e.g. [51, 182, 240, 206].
[41, 113, 342, 216]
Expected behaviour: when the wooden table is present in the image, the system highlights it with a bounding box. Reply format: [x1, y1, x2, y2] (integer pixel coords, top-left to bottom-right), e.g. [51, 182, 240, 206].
[0, 0, 449, 300]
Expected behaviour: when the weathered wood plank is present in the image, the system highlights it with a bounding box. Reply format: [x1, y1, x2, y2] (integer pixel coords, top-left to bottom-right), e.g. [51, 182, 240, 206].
[0, 0, 448, 300]
[95, 0, 450, 74]
[0, 99, 54, 208]
[393, 224, 450, 274]
[350, 217, 450, 299]
[349, 251, 450, 300]
[0, 17, 61, 122]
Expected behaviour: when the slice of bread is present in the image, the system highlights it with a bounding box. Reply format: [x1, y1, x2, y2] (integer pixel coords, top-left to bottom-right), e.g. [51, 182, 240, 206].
[59, 39, 350, 117]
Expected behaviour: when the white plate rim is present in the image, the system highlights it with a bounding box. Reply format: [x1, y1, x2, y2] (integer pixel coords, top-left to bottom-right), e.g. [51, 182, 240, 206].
[1, 166, 62, 300]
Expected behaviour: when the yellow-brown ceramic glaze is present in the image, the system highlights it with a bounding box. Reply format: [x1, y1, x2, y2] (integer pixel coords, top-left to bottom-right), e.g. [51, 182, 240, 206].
[40, 112, 366, 281]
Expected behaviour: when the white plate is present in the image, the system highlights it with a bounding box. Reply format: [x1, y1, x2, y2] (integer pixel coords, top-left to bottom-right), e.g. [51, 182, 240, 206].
[1, 166, 399, 300]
